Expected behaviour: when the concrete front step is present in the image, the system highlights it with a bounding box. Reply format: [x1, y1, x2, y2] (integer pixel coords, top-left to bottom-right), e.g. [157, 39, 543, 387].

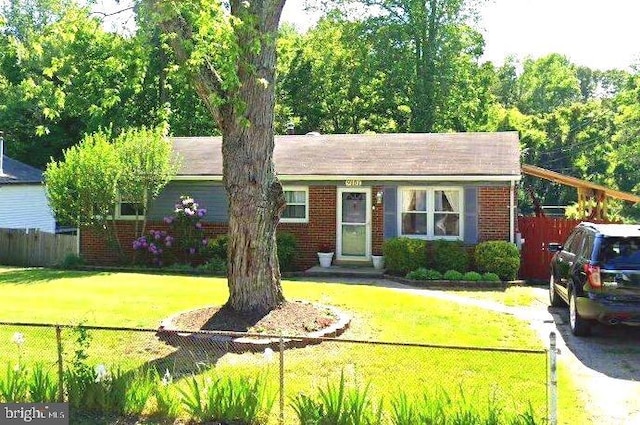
[304, 265, 385, 278]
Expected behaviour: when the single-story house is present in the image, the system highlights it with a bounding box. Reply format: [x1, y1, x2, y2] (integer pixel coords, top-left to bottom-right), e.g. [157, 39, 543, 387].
[81, 132, 521, 269]
[0, 145, 57, 234]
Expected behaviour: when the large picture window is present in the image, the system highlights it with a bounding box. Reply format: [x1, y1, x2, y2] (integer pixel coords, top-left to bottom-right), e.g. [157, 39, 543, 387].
[399, 187, 463, 239]
[281, 187, 308, 223]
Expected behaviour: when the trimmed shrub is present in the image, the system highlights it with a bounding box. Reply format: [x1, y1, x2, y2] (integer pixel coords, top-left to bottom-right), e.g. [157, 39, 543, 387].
[383, 237, 428, 276]
[203, 235, 228, 261]
[462, 271, 483, 281]
[429, 240, 470, 273]
[406, 268, 442, 281]
[202, 233, 298, 271]
[197, 258, 227, 274]
[482, 272, 501, 282]
[58, 253, 85, 269]
[475, 241, 520, 281]
[276, 232, 297, 271]
[443, 270, 464, 281]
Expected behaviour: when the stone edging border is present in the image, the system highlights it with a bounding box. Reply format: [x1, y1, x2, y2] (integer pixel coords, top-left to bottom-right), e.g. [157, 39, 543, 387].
[386, 275, 528, 290]
[156, 302, 352, 353]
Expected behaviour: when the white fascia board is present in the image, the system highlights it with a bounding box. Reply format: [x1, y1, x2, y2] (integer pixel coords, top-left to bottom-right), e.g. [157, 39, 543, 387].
[173, 174, 522, 182]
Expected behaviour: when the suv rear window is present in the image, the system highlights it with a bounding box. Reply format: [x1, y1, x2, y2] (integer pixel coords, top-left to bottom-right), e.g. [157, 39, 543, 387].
[599, 237, 640, 269]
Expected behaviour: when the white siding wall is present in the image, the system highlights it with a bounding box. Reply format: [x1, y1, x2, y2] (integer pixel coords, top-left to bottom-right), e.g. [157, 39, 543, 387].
[0, 184, 56, 233]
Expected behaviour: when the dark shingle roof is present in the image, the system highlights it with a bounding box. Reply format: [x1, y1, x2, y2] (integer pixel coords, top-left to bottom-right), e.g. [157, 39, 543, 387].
[0, 156, 44, 184]
[171, 132, 521, 178]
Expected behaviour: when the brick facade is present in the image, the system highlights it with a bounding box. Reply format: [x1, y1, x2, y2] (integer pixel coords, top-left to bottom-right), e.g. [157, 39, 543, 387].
[477, 186, 512, 242]
[80, 184, 513, 270]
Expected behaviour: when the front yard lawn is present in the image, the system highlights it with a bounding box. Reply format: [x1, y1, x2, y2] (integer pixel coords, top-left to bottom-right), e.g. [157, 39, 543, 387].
[0, 268, 547, 423]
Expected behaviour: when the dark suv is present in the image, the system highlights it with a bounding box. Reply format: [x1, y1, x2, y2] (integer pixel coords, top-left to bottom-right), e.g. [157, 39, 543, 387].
[548, 222, 640, 336]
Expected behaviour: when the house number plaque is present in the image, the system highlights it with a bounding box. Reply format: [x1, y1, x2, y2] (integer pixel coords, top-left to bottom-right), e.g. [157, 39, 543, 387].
[345, 179, 362, 187]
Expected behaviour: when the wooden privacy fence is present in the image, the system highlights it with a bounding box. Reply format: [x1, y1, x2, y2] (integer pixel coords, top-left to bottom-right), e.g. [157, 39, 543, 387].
[0, 228, 78, 267]
[518, 217, 582, 281]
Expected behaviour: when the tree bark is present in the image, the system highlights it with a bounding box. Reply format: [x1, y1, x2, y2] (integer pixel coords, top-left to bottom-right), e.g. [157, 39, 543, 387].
[150, 0, 287, 314]
[221, 0, 287, 314]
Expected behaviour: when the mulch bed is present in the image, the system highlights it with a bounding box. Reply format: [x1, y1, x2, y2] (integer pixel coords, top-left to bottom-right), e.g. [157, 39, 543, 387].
[170, 301, 338, 336]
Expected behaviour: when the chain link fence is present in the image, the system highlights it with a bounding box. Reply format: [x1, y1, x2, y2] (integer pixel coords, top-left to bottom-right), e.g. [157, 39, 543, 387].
[0, 322, 554, 424]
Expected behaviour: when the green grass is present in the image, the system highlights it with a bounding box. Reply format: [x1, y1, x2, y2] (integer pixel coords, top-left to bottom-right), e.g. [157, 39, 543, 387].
[451, 285, 546, 307]
[0, 268, 549, 423]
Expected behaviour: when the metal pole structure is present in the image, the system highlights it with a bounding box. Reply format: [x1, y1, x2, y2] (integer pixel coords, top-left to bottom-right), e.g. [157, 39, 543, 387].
[56, 326, 65, 403]
[279, 335, 285, 425]
[548, 331, 558, 425]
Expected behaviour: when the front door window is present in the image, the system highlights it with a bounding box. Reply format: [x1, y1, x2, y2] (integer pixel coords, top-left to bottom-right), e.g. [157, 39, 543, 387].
[339, 190, 369, 258]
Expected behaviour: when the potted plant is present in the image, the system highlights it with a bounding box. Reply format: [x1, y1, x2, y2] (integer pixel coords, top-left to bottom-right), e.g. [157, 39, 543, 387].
[371, 249, 385, 270]
[317, 244, 334, 268]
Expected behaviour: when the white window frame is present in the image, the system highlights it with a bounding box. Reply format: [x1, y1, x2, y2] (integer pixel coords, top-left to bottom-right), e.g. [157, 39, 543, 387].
[281, 186, 309, 223]
[397, 186, 464, 240]
[115, 196, 146, 220]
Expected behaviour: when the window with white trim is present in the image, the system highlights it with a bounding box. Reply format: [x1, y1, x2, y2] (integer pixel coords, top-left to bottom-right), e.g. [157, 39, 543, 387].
[116, 198, 145, 220]
[281, 187, 308, 223]
[399, 187, 463, 239]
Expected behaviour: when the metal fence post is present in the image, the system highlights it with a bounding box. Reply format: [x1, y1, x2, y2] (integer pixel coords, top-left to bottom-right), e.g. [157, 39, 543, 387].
[55, 325, 65, 403]
[279, 335, 285, 425]
[548, 331, 557, 425]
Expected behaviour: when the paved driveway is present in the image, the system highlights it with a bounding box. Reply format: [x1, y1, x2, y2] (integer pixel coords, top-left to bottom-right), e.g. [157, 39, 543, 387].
[547, 304, 640, 425]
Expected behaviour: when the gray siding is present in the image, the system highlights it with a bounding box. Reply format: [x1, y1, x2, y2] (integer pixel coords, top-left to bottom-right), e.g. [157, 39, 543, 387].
[148, 181, 228, 223]
[383, 187, 397, 239]
[463, 187, 478, 244]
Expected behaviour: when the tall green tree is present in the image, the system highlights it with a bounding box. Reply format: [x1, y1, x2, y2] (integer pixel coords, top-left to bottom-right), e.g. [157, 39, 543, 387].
[343, 0, 486, 132]
[516, 53, 581, 115]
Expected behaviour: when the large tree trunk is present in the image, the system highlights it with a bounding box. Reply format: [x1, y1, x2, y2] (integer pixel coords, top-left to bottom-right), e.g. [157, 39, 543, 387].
[151, 0, 287, 314]
[221, 0, 286, 314]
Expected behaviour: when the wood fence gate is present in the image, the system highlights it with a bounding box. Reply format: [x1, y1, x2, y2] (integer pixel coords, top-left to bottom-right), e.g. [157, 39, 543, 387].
[518, 217, 582, 281]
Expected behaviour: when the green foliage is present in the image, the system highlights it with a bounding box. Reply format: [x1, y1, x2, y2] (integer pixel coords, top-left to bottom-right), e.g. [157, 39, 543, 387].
[390, 389, 543, 425]
[443, 270, 464, 281]
[44, 130, 120, 227]
[202, 232, 297, 272]
[27, 364, 58, 403]
[154, 373, 180, 419]
[45, 127, 178, 260]
[197, 258, 227, 274]
[517, 54, 581, 114]
[57, 253, 84, 269]
[204, 235, 228, 261]
[462, 271, 483, 281]
[406, 268, 442, 281]
[482, 272, 501, 282]
[429, 240, 469, 273]
[383, 237, 427, 276]
[276, 232, 297, 272]
[475, 241, 521, 281]
[177, 374, 273, 423]
[0, 364, 28, 402]
[291, 371, 382, 425]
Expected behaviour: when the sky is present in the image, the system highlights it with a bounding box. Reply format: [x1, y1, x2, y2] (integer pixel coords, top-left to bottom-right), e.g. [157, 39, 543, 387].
[279, 0, 640, 71]
[94, 0, 640, 71]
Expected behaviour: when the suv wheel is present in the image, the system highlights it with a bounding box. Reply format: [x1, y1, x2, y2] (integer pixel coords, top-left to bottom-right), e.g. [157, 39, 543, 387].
[549, 274, 563, 307]
[569, 286, 591, 336]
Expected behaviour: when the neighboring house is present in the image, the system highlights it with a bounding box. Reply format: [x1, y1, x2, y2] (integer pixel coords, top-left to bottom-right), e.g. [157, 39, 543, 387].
[81, 132, 521, 269]
[0, 151, 57, 233]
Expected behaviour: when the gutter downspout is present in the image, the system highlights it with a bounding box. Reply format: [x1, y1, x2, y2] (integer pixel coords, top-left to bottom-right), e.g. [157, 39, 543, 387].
[509, 179, 516, 244]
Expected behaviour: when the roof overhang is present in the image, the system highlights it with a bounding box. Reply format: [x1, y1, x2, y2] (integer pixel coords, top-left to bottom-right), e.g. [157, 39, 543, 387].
[522, 164, 640, 203]
[173, 174, 521, 182]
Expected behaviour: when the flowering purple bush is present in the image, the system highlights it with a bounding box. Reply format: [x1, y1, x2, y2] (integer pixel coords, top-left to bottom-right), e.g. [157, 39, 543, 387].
[133, 195, 208, 266]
